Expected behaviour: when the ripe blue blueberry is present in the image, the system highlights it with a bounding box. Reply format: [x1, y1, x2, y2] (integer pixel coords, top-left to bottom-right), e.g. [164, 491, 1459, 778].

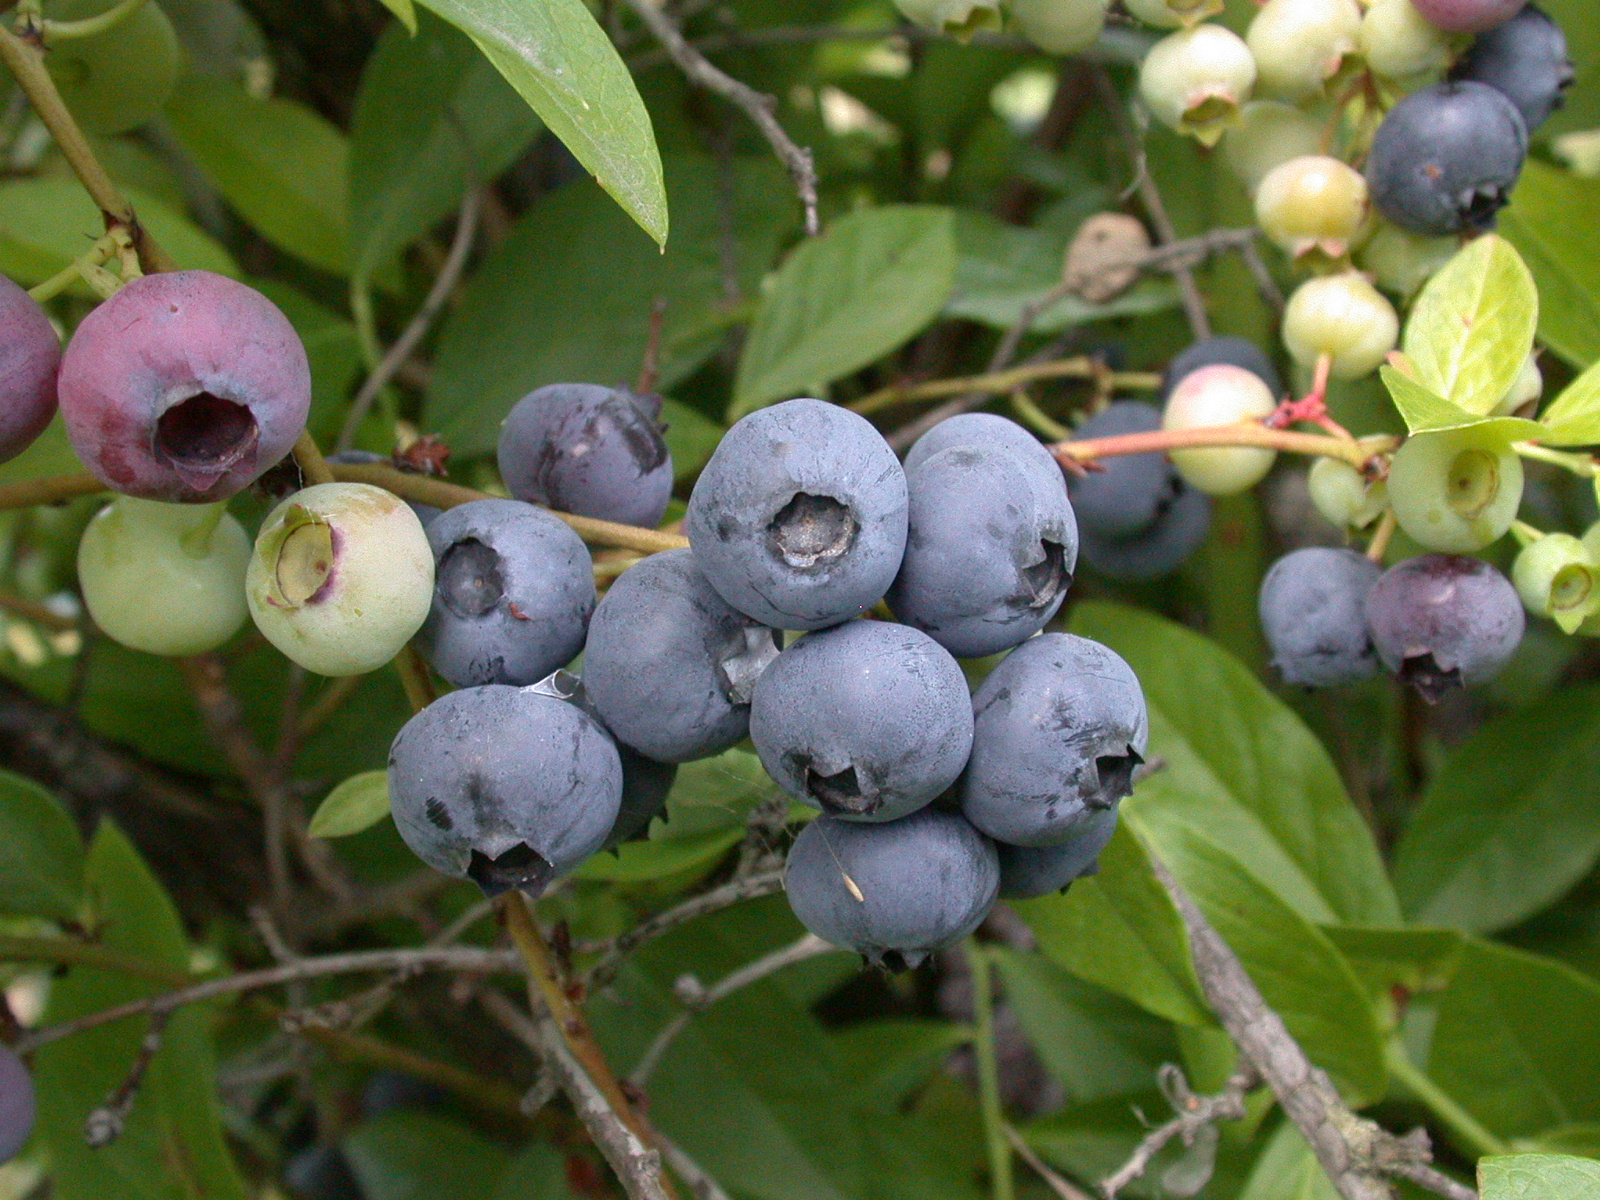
[887, 444, 1078, 658]
[1364, 553, 1525, 701]
[997, 807, 1119, 900]
[1162, 335, 1284, 403]
[417, 499, 595, 688]
[686, 399, 909, 630]
[57, 271, 311, 502]
[389, 684, 622, 896]
[604, 745, 679, 849]
[961, 633, 1148, 847]
[584, 548, 781, 763]
[0, 1042, 34, 1164]
[1259, 546, 1382, 687]
[1068, 402, 1182, 541]
[750, 618, 973, 822]
[1366, 82, 1528, 236]
[903, 412, 1061, 480]
[497, 383, 673, 528]
[1450, 4, 1574, 133]
[0, 275, 59, 466]
[784, 808, 999, 970]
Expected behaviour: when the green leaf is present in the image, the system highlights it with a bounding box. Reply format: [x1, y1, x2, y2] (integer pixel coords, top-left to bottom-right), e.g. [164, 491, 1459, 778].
[731, 205, 958, 418]
[0, 769, 83, 920]
[1380, 365, 1543, 441]
[1392, 684, 1600, 934]
[1501, 161, 1600, 369]
[309, 770, 391, 838]
[1012, 822, 1212, 1028]
[374, 0, 416, 33]
[344, 1111, 510, 1200]
[164, 75, 350, 275]
[492, 1142, 582, 1200]
[1537, 359, 1600, 447]
[1123, 817, 1388, 1105]
[1428, 940, 1600, 1140]
[1480, 1155, 1600, 1200]
[660, 398, 725, 482]
[1321, 926, 1464, 1000]
[414, 0, 666, 247]
[34, 821, 248, 1200]
[349, 10, 540, 279]
[1068, 601, 1399, 926]
[1402, 234, 1537, 415]
[988, 946, 1180, 1103]
[426, 156, 792, 456]
[1238, 1122, 1341, 1200]
[0, 178, 238, 287]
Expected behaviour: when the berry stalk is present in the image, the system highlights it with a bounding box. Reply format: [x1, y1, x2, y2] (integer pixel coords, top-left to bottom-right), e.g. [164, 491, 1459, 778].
[1055, 422, 1395, 471]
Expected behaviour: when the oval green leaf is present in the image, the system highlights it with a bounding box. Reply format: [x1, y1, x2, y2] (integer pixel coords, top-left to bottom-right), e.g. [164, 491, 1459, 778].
[309, 770, 391, 838]
[1480, 1155, 1600, 1200]
[1502, 161, 1600, 369]
[0, 769, 84, 921]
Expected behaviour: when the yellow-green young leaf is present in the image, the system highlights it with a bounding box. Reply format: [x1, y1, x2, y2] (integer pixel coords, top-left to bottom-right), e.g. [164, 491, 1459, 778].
[1502, 160, 1600, 369]
[0, 178, 238, 288]
[164, 75, 350, 275]
[309, 770, 391, 838]
[1480, 1155, 1600, 1200]
[375, 0, 417, 32]
[1538, 358, 1600, 446]
[415, 0, 666, 248]
[1381, 364, 1544, 441]
[731, 206, 958, 419]
[1402, 234, 1537, 415]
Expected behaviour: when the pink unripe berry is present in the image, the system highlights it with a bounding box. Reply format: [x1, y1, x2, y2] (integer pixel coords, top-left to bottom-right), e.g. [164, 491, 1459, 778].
[1162, 364, 1279, 495]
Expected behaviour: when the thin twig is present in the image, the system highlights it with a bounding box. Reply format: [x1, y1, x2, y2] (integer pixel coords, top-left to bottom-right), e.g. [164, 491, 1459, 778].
[584, 869, 787, 990]
[630, 934, 836, 1087]
[852, 355, 1162, 417]
[1101, 1063, 1256, 1198]
[656, 1132, 735, 1200]
[293, 429, 336, 487]
[0, 472, 103, 510]
[1091, 66, 1209, 340]
[337, 189, 482, 451]
[1386, 1162, 1478, 1200]
[83, 1010, 169, 1146]
[482, 990, 673, 1200]
[1003, 1124, 1095, 1200]
[968, 941, 1015, 1200]
[618, 0, 819, 235]
[1056, 425, 1397, 471]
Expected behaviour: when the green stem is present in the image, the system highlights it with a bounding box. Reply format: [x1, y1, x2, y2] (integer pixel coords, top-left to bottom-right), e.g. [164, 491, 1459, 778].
[1385, 1042, 1509, 1159]
[1510, 520, 1544, 549]
[1008, 388, 1071, 441]
[38, 0, 147, 40]
[1515, 442, 1599, 477]
[350, 276, 382, 372]
[966, 941, 1014, 1200]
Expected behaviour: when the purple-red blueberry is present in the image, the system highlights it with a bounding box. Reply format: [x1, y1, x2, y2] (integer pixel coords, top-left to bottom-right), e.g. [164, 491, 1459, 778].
[58, 271, 311, 501]
[0, 276, 60, 465]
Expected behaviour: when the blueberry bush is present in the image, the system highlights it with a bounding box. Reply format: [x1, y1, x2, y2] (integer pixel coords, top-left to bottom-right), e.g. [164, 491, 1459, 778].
[1, 0, 1599, 1198]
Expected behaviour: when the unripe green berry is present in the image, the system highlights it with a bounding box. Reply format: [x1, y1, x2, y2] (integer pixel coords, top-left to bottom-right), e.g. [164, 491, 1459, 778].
[1387, 426, 1524, 553]
[78, 497, 250, 656]
[1163, 363, 1279, 495]
[1123, 0, 1222, 27]
[247, 482, 434, 677]
[1010, 0, 1107, 55]
[1139, 24, 1257, 147]
[1223, 100, 1326, 194]
[1308, 457, 1388, 530]
[1282, 272, 1399, 379]
[1359, 0, 1459, 79]
[1493, 353, 1543, 416]
[1356, 222, 1458, 300]
[1513, 532, 1600, 633]
[1254, 155, 1370, 261]
[1247, 0, 1362, 100]
[893, 0, 1001, 34]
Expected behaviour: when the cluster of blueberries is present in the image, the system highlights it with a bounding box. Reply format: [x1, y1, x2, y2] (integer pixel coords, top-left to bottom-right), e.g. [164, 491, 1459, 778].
[390, 392, 1151, 969]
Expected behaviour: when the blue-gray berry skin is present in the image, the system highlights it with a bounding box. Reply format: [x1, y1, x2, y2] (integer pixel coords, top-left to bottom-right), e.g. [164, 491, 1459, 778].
[417, 499, 595, 688]
[1366, 82, 1528, 236]
[686, 398, 908, 630]
[904, 413, 1062, 481]
[604, 746, 679, 848]
[1260, 547, 1382, 688]
[784, 809, 999, 970]
[585, 548, 780, 763]
[0, 1042, 34, 1164]
[1078, 482, 1211, 580]
[887, 445, 1078, 658]
[961, 633, 1148, 847]
[1364, 554, 1525, 701]
[389, 685, 622, 896]
[998, 807, 1119, 900]
[1161, 336, 1283, 403]
[497, 383, 673, 528]
[1451, 5, 1573, 133]
[750, 619, 973, 822]
[1068, 401, 1179, 540]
